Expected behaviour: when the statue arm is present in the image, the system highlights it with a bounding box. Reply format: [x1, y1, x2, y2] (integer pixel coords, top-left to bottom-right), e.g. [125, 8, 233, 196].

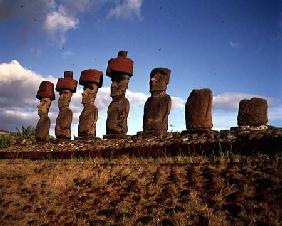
[118, 99, 129, 133]
[61, 110, 73, 129]
[143, 100, 149, 129]
[162, 96, 171, 123]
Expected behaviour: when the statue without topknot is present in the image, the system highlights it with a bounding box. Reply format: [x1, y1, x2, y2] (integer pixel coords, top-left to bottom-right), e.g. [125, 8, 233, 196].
[104, 51, 133, 139]
[35, 81, 55, 142]
[237, 97, 268, 129]
[184, 88, 213, 133]
[78, 69, 103, 139]
[141, 68, 172, 135]
[55, 71, 78, 140]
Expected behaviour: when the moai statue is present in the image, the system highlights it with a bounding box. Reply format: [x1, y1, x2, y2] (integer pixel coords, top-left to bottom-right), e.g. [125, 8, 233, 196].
[184, 88, 213, 131]
[237, 97, 268, 128]
[35, 81, 55, 142]
[78, 69, 103, 139]
[55, 71, 78, 139]
[142, 68, 172, 135]
[105, 50, 134, 138]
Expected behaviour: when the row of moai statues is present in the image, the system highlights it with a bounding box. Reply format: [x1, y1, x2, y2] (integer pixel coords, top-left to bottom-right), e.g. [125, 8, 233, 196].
[35, 50, 269, 142]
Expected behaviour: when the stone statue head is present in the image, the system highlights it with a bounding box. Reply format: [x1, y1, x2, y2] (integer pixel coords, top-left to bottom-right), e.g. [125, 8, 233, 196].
[110, 75, 129, 97]
[150, 68, 170, 94]
[82, 84, 98, 106]
[58, 89, 72, 111]
[37, 98, 51, 117]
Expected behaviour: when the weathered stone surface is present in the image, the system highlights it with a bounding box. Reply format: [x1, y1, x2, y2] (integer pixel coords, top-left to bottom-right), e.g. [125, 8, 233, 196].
[106, 51, 133, 138]
[106, 51, 133, 78]
[185, 88, 213, 129]
[237, 97, 268, 127]
[143, 68, 171, 133]
[35, 81, 55, 142]
[106, 75, 130, 135]
[79, 69, 103, 88]
[56, 71, 78, 93]
[36, 81, 55, 101]
[78, 69, 103, 139]
[55, 72, 77, 139]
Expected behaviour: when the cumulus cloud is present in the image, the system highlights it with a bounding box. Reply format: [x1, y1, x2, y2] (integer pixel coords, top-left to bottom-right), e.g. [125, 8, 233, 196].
[171, 96, 185, 111]
[44, 10, 79, 43]
[1, 60, 280, 134]
[108, 0, 143, 18]
[0, 60, 146, 133]
[213, 92, 277, 111]
[0, 0, 144, 44]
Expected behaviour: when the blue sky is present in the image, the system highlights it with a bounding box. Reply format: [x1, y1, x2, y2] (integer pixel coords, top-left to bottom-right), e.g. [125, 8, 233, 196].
[0, 0, 281, 137]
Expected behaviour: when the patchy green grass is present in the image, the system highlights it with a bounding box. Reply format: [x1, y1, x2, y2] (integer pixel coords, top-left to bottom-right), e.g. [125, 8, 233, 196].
[0, 154, 281, 225]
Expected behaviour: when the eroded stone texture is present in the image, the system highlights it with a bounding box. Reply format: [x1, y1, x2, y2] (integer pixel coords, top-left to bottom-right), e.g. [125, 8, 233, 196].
[106, 75, 130, 136]
[237, 97, 268, 127]
[78, 69, 103, 138]
[143, 68, 171, 133]
[55, 71, 77, 139]
[105, 51, 133, 138]
[185, 88, 213, 129]
[35, 81, 55, 142]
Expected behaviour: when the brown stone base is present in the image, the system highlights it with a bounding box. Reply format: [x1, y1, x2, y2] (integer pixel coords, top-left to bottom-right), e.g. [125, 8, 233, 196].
[103, 134, 131, 139]
[74, 136, 101, 141]
[181, 129, 216, 135]
[55, 137, 71, 141]
[230, 125, 269, 132]
[136, 130, 168, 137]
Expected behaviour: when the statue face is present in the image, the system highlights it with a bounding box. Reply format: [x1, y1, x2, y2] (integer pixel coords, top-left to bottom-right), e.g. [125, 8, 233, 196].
[150, 72, 167, 93]
[111, 78, 129, 97]
[37, 98, 51, 117]
[82, 85, 98, 105]
[58, 90, 72, 110]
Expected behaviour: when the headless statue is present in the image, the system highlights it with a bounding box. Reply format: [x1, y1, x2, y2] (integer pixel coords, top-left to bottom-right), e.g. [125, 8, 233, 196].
[36, 98, 52, 142]
[55, 90, 73, 139]
[106, 75, 130, 135]
[143, 68, 171, 133]
[78, 84, 98, 137]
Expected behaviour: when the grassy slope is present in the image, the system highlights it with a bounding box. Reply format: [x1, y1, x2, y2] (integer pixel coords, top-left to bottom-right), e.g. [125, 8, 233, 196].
[0, 154, 281, 226]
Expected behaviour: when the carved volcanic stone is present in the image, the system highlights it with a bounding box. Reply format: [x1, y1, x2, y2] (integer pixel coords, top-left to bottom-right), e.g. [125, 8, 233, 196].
[55, 72, 77, 139]
[143, 67, 171, 133]
[36, 81, 55, 101]
[56, 71, 78, 93]
[106, 51, 133, 137]
[185, 88, 213, 129]
[237, 97, 268, 127]
[106, 51, 133, 78]
[78, 69, 103, 139]
[79, 69, 103, 88]
[106, 95, 129, 135]
[35, 81, 55, 142]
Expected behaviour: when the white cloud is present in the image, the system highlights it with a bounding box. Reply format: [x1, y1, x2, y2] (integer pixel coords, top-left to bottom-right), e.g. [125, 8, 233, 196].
[171, 96, 185, 111]
[108, 0, 143, 18]
[126, 89, 148, 106]
[213, 92, 277, 111]
[1, 60, 281, 134]
[0, 0, 144, 44]
[229, 41, 240, 48]
[44, 9, 79, 43]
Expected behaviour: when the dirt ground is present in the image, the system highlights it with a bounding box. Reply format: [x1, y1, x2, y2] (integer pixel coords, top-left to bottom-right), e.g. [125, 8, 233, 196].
[0, 154, 281, 226]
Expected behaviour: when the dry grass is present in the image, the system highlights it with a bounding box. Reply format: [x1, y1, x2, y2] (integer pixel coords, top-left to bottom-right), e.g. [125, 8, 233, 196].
[0, 154, 281, 225]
